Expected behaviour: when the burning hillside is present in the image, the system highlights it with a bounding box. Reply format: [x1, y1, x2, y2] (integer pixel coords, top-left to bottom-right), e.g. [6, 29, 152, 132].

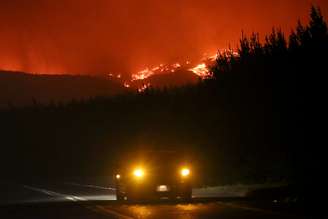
[120, 54, 218, 91]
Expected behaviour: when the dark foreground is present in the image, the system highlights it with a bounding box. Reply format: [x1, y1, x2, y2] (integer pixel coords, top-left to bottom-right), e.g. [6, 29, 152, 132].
[0, 182, 305, 219]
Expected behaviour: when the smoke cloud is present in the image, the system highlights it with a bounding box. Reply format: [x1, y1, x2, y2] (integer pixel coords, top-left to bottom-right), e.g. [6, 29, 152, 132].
[0, 0, 327, 76]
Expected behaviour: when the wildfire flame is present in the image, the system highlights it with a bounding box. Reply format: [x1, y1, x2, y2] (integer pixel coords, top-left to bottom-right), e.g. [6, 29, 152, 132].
[189, 63, 211, 78]
[124, 82, 130, 88]
[132, 68, 154, 81]
[188, 53, 217, 78]
[132, 63, 182, 81]
[172, 63, 181, 68]
[119, 52, 229, 90]
[138, 83, 151, 92]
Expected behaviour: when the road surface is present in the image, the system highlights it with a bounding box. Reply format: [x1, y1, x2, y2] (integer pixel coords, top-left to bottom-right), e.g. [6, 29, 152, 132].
[0, 181, 305, 219]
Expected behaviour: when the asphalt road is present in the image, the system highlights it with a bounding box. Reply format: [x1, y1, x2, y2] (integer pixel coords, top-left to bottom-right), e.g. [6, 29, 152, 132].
[0, 181, 305, 219]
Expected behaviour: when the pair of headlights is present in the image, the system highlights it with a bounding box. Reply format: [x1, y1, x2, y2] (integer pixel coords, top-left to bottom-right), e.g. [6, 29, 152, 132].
[116, 167, 190, 179]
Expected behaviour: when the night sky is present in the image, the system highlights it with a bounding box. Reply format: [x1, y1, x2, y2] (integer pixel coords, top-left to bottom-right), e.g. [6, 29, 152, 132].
[0, 0, 327, 76]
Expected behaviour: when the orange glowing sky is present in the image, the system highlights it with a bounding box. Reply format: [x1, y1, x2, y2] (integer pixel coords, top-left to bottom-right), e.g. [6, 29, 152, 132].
[0, 0, 327, 76]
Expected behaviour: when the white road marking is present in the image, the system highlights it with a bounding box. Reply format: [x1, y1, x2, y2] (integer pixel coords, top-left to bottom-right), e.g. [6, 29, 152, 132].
[23, 185, 87, 202]
[65, 182, 116, 190]
[23, 185, 133, 218]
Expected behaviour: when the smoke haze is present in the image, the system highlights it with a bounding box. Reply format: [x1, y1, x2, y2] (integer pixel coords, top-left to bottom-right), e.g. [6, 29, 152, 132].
[0, 0, 327, 76]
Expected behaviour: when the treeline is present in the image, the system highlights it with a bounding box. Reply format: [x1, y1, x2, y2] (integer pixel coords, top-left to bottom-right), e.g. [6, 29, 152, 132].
[0, 7, 323, 185]
[209, 5, 326, 184]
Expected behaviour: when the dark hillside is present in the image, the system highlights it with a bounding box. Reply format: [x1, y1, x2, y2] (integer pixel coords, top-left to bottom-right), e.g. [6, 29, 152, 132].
[0, 71, 126, 108]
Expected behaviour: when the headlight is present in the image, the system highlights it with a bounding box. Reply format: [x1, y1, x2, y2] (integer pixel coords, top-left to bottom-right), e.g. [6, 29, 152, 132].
[133, 168, 144, 178]
[181, 168, 190, 177]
